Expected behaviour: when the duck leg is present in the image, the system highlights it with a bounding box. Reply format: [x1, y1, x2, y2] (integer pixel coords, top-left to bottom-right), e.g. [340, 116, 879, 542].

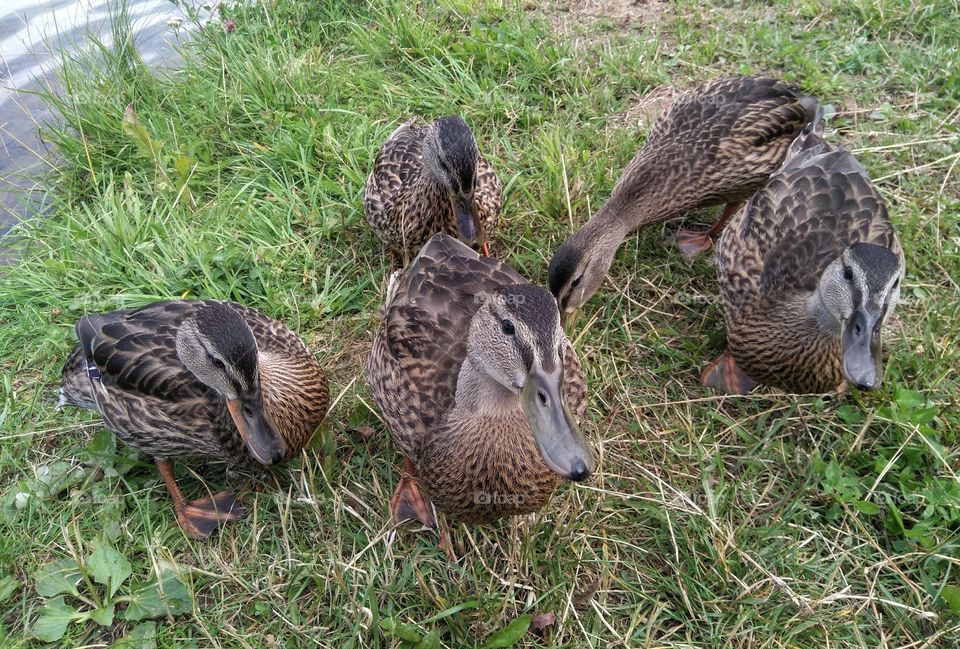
[480, 241, 491, 257]
[438, 521, 458, 562]
[390, 456, 437, 528]
[700, 349, 758, 395]
[389, 248, 405, 270]
[155, 459, 244, 540]
[676, 202, 740, 261]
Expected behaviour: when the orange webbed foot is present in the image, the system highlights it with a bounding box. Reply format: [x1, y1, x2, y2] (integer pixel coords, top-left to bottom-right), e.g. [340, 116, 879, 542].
[675, 229, 715, 261]
[174, 491, 245, 540]
[390, 474, 437, 528]
[700, 350, 758, 395]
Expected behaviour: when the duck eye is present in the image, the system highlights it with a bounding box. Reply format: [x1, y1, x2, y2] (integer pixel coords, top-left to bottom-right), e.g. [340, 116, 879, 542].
[892, 277, 900, 289]
[209, 355, 226, 370]
[843, 266, 854, 281]
[501, 319, 515, 335]
[570, 275, 583, 289]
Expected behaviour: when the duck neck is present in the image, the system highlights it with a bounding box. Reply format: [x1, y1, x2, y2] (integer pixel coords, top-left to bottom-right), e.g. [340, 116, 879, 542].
[451, 355, 518, 418]
[755, 290, 836, 340]
[254, 349, 326, 459]
[598, 147, 690, 233]
[728, 290, 844, 392]
[807, 289, 841, 337]
[416, 356, 558, 521]
[419, 356, 529, 466]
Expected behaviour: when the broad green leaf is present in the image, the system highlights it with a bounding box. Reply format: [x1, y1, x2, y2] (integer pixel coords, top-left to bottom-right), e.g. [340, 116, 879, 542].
[416, 630, 441, 649]
[121, 104, 163, 162]
[824, 460, 840, 484]
[88, 539, 132, 598]
[380, 616, 424, 643]
[88, 602, 115, 626]
[481, 614, 532, 649]
[33, 462, 83, 498]
[80, 429, 118, 474]
[894, 388, 925, 411]
[32, 596, 85, 642]
[940, 585, 960, 614]
[835, 405, 864, 425]
[114, 621, 158, 649]
[121, 571, 192, 621]
[172, 151, 195, 205]
[853, 500, 881, 515]
[0, 575, 18, 603]
[35, 559, 83, 598]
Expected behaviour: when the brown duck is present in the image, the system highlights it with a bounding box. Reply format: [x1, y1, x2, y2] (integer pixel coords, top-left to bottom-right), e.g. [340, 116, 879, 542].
[367, 234, 594, 530]
[60, 300, 329, 539]
[707, 116, 904, 394]
[364, 116, 502, 264]
[549, 75, 819, 324]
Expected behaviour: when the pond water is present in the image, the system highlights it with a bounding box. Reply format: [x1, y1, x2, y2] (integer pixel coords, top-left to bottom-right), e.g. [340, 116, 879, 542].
[0, 0, 201, 252]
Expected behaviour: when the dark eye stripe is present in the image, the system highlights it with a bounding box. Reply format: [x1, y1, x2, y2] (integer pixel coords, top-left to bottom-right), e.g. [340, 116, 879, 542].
[518, 342, 534, 372]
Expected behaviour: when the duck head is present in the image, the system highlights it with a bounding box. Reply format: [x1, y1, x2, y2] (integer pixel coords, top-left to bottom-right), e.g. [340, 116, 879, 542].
[176, 303, 286, 465]
[466, 284, 595, 482]
[423, 116, 484, 252]
[548, 220, 624, 328]
[815, 242, 903, 390]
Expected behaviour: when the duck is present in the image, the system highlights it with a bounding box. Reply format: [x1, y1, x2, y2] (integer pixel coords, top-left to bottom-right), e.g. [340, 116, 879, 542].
[549, 75, 819, 325]
[59, 300, 329, 539]
[705, 113, 904, 394]
[367, 233, 594, 531]
[364, 115, 503, 264]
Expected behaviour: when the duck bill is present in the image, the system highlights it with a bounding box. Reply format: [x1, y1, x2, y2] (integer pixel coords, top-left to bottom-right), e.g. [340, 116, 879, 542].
[520, 368, 594, 482]
[226, 397, 285, 465]
[453, 193, 482, 252]
[841, 307, 882, 390]
[559, 307, 577, 333]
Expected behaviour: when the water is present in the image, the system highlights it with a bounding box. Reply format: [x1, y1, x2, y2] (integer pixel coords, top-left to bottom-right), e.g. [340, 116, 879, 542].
[0, 0, 202, 251]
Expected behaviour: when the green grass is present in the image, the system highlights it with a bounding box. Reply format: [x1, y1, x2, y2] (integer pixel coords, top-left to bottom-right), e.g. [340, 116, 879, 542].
[1, 0, 959, 646]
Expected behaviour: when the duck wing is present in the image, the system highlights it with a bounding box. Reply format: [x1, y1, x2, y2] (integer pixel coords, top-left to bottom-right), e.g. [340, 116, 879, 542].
[75, 300, 206, 406]
[364, 117, 428, 219]
[719, 129, 900, 309]
[370, 234, 526, 450]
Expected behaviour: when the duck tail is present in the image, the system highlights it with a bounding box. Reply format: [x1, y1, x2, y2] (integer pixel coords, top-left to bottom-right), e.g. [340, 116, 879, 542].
[58, 344, 97, 410]
[784, 100, 828, 166]
[385, 268, 403, 305]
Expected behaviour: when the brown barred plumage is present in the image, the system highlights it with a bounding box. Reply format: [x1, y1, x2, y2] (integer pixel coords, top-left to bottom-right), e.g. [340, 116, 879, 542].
[61, 300, 328, 463]
[714, 122, 904, 393]
[368, 234, 589, 524]
[364, 116, 502, 263]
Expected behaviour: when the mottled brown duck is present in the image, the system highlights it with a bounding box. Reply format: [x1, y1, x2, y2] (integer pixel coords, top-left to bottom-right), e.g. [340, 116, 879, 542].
[549, 75, 819, 325]
[367, 234, 594, 532]
[364, 115, 502, 264]
[60, 300, 329, 539]
[706, 116, 904, 394]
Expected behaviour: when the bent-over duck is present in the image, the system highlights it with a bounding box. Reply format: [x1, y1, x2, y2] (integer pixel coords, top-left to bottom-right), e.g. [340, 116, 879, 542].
[549, 75, 819, 325]
[364, 116, 502, 264]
